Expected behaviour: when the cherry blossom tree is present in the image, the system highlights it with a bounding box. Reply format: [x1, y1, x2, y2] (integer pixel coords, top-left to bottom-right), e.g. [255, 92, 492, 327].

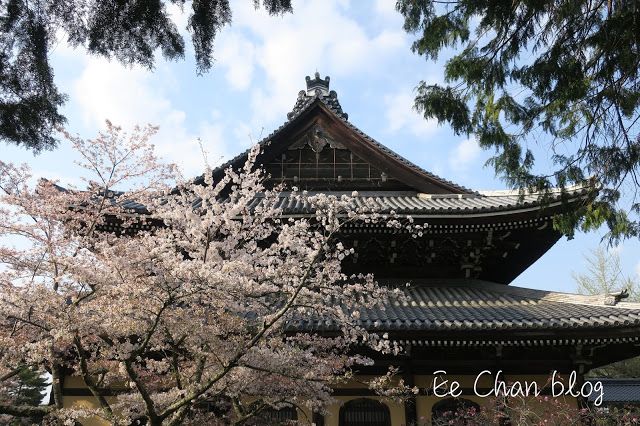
[0, 123, 404, 425]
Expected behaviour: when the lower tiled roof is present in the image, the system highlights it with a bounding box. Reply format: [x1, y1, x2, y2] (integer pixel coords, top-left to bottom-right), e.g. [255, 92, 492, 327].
[587, 379, 640, 403]
[289, 279, 640, 333]
[241, 189, 587, 216]
[112, 188, 587, 218]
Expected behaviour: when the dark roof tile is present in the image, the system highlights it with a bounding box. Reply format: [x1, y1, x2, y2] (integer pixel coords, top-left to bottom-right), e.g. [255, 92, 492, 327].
[587, 379, 640, 403]
[288, 279, 640, 333]
[101, 188, 589, 218]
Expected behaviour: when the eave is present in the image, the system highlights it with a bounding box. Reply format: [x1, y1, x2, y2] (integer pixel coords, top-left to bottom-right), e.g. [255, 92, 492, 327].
[286, 279, 640, 336]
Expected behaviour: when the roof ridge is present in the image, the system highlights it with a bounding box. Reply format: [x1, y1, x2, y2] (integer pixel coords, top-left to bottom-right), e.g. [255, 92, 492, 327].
[472, 280, 640, 309]
[313, 96, 475, 194]
[193, 96, 322, 185]
[391, 279, 640, 310]
[616, 301, 640, 309]
[196, 91, 475, 194]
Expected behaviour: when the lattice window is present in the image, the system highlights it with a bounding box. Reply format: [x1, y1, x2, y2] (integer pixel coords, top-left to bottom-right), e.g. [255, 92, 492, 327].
[247, 406, 298, 425]
[265, 146, 386, 182]
[339, 398, 391, 426]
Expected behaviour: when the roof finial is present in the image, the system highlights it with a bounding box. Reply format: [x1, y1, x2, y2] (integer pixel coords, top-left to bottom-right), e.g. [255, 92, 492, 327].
[288, 73, 348, 121]
[305, 72, 330, 96]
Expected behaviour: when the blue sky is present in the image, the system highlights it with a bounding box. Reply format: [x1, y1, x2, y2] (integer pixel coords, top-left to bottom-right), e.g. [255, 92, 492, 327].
[2, 0, 638, 293]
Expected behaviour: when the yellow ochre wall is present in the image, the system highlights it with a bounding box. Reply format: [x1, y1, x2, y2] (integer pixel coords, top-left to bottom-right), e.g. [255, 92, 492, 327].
[63, 376, 121, 426]
[63, 374, 579, 425]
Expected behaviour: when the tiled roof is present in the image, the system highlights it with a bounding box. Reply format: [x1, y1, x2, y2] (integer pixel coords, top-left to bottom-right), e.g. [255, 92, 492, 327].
[330, 108, 473, 194]
[195, 78, 473, 194]
[245, 189, 587, 216]
[86, 75, 592, 219]
[284, 83, 474, 193]
[111, 187, 588, 218]
[587, 379, 640, 403]
[112, 187, 587, 217]
[288, 279, 640, 333]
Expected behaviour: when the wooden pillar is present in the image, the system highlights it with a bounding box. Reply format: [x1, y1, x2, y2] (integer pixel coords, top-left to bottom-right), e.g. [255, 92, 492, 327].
[312, 410, 324, 426]
[493, 345, 512, 426]
[572, 344, 592, 426]
[403, 350, 417, 426]
[575, 366, 591, 426]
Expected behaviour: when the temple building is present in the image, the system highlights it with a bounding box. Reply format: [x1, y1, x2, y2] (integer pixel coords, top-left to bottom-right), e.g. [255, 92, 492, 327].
[63, 74, 640, 425]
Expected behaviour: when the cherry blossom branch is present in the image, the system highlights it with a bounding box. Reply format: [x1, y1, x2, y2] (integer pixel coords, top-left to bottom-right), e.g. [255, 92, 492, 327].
[123, 359, 161, 425]
[0, 367, 22, 382]
[135, 299, 171, 356]
[50, 360, 64, 410]
[0, 125, 401, 424]
[239, 362, 327, 383]
[232, 400, 278, 426]
[0, 404, 51, 418]
[162, 329, 185, 390]
[6, 316, 50, 332]
[165, 404, 192, 426]
[158, 243, 327, 421]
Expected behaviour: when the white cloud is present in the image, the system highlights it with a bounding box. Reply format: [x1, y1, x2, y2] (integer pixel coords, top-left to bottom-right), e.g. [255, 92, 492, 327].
[219, 0, 407, 126]
[449, 137, 481, 172]
[232, 121, 261, 146]
[384, 89, 438, 137]
[48, 1, 420, 178]
[374, 0, 395, 16]
[193, 119, 226, 168]
[636, 260, 640, 278]
[373, 0, 402, 24]
[72, 58, 229, 176]
[74, 60, 169, 127]
[217, 32, 256, 91]
[166, 2, 191, 41]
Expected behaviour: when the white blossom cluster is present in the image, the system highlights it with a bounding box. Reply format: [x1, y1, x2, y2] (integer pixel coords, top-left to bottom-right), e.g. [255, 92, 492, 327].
[0, 124, 415, 425]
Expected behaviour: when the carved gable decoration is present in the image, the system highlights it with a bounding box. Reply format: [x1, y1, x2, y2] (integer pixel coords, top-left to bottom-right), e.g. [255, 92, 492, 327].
[263, 124, 401, 190]
[288, 124, 346, 152]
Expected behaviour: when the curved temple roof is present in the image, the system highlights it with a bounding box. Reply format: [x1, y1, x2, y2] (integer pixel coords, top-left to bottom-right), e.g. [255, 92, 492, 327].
[587, 379, 640, 404]
[288, 279, 640, 337]
[111, 185, 589, 220]
[239, 188, 590, 218]
[103, 74, 592, 220]
[57, 75, 640, 345]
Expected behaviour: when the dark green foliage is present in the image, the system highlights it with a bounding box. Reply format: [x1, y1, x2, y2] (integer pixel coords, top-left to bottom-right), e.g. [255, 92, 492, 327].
[397, 0, 640, 242]
[81, 1, 185, 68]
[0, 366, 50, 425]
[189, 0, 231, 73]
[1, 0, 67, 152]
[7, 367, 49, 407]
[0, 0, 292, 152]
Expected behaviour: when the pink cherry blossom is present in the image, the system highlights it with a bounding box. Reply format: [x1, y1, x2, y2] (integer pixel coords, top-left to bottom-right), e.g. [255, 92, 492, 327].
[0, 123, 409, 425]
